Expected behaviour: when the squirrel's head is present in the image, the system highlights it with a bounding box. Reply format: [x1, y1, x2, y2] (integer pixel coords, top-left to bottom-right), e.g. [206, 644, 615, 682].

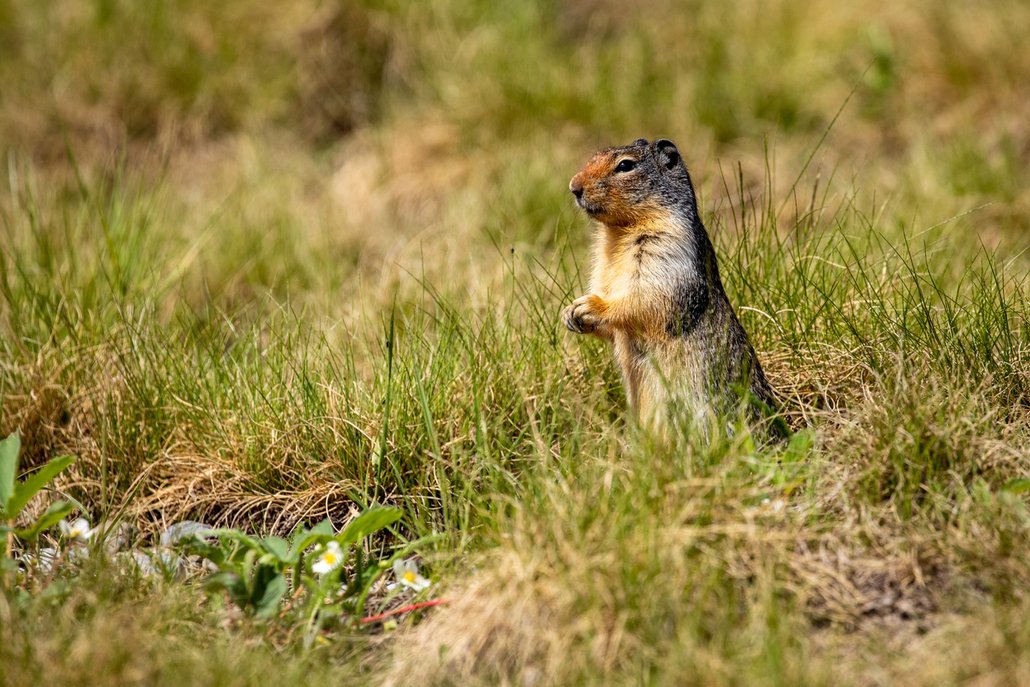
[569, 138, 696, 229]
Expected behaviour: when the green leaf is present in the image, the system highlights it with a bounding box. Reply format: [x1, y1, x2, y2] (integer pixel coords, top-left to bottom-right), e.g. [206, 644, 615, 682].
[178, 534, 227, 566]
[203, 570, 249, 605]
[206, 528, 261, 544]
[252, 568, 288, 619]
[337, 506, 402, 549]
[286, 519, 335, 562]
[239, 547, 259, 583]
[5, 455, 75, 518]
[309, 519, 335, 537]
[0, 431, 21, 514]
[207, 528, 263, 557]
[261, 535, 290, 562]
[14, 500, 74, 540]
[1001, 478, 1030, 495]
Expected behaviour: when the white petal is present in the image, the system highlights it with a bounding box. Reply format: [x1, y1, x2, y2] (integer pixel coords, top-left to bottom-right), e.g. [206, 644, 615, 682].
[393, 557, 418, 577]
[400, 575, 431, 592]
[60, 517, 94, 542]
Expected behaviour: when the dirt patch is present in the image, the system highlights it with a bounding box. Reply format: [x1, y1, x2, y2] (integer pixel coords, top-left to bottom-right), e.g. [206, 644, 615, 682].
[789, 546, 941, 631]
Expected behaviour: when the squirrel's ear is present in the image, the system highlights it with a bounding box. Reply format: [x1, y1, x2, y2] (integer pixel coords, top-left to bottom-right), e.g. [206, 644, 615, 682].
[655, 139, 681, 170]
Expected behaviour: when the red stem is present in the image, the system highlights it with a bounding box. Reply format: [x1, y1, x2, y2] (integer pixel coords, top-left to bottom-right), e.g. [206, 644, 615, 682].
[360, 598, 450, 624]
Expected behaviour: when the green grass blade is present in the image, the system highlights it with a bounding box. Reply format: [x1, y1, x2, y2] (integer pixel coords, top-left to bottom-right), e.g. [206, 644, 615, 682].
[0, 431, 20, 514]
[5, 455, 75, 518]
[336, 506, 403, 549]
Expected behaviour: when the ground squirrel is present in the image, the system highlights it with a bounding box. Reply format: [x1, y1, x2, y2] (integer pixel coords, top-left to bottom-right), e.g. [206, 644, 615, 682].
[563, 138, 781, 437]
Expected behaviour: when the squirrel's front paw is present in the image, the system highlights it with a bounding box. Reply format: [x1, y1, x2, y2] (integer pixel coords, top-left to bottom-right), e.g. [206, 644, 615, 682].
[562, 294, 606, 334]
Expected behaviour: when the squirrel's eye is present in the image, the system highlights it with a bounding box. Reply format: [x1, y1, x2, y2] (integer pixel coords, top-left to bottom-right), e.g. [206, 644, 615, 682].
[614, 159, 637, 173]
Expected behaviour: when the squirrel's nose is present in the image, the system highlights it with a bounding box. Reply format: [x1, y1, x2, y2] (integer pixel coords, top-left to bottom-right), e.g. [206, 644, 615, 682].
[569, 178, 584, 199]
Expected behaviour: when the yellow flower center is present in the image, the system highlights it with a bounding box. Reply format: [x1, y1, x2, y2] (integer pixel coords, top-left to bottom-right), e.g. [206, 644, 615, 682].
[323, 552, 338, 565]
[403, 571, 417, 583]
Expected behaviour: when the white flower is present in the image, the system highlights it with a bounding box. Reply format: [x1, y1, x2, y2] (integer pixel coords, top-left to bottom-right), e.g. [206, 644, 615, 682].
[311, 541, 344, 575]
[59, 517, 95, 543]
[390, 558, 431, 592]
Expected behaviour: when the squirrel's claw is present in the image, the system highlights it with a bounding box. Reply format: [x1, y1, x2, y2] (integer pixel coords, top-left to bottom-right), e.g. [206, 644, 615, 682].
[562, 304, 587, 333]
[563, 295, 602, 334]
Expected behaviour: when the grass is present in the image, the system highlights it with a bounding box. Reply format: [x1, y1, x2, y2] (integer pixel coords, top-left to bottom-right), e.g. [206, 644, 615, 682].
[1, 0, 1029, 685]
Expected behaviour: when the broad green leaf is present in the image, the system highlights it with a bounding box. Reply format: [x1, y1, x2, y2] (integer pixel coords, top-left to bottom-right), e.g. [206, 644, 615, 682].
[5, 455, 75, 518]
[309, 519, 335, 537]
[337, 507, 402, 549]
[240, 547, 259, 582]
[257, 551, 287, 569]
[207, 528, 263, 558]
[286, 519, 335, 561]
[1002, 478, 1030, 495]
[178, 534, 227, 566]
[14, 500, 74, 540]
[0, 431, 21, 514]
[261, 535, 289, 562]
[203, 570, 248, 605]
[288, 531, 333, 561]
[252, 568, 288, 619]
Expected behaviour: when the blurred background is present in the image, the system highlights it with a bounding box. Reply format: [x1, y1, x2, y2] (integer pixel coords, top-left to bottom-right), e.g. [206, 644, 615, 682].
[1, 0, 1027, 240]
